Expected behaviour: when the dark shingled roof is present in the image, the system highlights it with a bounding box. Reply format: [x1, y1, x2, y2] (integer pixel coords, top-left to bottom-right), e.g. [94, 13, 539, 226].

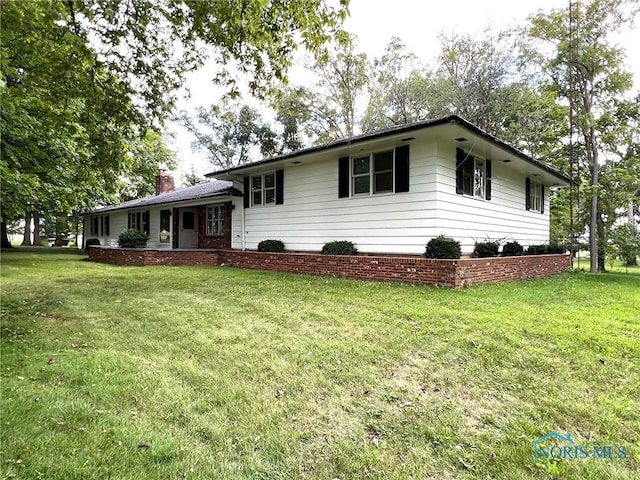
[206, 115, 570, 184]
[87, 180, 239, 214]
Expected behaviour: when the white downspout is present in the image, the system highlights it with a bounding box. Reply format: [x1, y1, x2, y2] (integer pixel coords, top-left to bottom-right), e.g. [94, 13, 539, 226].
[241, 196, 246, 251]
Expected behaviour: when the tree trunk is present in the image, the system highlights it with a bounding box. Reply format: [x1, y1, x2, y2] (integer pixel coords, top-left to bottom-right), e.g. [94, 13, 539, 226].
[627, 203, 638, 266]
[597, 210, 606, 272]
[33, 214, 41, 246]
[74, 217, 80, 248]
[588, 126, 599, 273]
[1, 221, 13, 248]
[21, 213, 32, 246]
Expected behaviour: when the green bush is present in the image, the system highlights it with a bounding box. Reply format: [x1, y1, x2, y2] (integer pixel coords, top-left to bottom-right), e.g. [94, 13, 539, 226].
[547, 241, 567, 254]
[424, 236, 461, 259]
[525, 244, 548, 255]
[473, 240, 500, 258]
[502, 241, 524, 257]
[118, 229, 149, 248]
[85, 238, 100, 252]
[321, 240, 358, 256]
[257, 239, 285, 253]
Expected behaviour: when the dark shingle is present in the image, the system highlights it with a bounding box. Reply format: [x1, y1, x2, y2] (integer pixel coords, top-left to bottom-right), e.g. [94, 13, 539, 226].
[88, 180, 238, 214]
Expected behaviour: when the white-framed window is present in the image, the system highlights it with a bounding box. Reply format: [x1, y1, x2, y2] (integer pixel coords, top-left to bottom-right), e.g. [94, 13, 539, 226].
[159, 210, 171, 243]
[351, 150, 395, 196]
[461, 156, 486, 198]
[251, 173, 276, 206]
[100, 215, 110, 236]
[90, 215, 110, 236]
[128, 211, 150, 235]
[90, 217, 99, 236]
[206, 205, 225, 236]
[528, 179, 543, 213]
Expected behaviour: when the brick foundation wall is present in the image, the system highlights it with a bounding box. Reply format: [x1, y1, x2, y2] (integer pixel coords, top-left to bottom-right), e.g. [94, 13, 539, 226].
[88, 246, 570, 287]
[217, 250, 571, 287]
[454, 255, 572, 287]
[88, 247, 219, 266]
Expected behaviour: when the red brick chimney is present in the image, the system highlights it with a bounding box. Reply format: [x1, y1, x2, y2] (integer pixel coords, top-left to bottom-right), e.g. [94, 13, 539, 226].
[155, 170, 175, 195]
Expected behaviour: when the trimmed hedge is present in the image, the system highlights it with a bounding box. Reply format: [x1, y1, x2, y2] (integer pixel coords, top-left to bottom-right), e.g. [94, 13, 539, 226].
[502, 241, 524, 257]
[257, 239, 285, 253]
[118, 229, 149, 248]
[321, 240, 358, 256]
[548, 241, 567, 254]
[473, 240, 500, 258]
[424, 236, 461, 259]
[525, 244, 548, 255]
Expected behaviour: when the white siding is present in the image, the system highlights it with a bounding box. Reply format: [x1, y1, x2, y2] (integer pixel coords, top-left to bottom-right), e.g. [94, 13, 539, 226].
[86, 207, 173, 249]
[232, 143, 441, 255]
[231, 137, 553, 256]
[434, 142, 550, 253]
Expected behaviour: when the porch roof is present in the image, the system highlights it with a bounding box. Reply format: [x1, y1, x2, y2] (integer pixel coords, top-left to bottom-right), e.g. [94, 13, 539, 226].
[87, 180, 241, 214]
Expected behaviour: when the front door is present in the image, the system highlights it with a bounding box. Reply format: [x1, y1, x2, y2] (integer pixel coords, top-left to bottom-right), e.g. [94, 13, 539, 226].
[179, 208, 198, 248]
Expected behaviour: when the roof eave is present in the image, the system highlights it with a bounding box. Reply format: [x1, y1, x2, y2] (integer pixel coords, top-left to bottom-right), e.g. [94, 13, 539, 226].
[205, 115, 570, 185]
[83, 188, 241, 215]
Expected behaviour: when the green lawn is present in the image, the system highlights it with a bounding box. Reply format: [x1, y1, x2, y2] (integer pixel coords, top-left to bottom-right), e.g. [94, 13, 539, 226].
[1, 248, 639, 479]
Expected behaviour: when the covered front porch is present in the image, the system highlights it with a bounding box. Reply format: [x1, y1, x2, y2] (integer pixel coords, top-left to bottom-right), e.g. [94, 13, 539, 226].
[169, 203, 233, 250]
[83, 178, 241, 251]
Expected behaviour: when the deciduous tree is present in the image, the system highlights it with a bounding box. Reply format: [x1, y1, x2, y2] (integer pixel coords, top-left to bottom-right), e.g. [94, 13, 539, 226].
[526, 0, 639, 271]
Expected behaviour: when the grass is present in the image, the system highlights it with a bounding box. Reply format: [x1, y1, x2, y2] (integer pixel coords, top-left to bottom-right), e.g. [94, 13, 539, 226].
[1, 248, 639, 479]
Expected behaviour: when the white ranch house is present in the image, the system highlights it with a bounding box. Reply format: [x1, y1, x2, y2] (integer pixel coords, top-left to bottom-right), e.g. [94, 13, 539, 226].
[85, 115, 570, 255]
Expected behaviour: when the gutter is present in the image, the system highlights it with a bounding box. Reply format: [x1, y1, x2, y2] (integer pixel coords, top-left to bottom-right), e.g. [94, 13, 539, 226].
[205, 115, 570, 185]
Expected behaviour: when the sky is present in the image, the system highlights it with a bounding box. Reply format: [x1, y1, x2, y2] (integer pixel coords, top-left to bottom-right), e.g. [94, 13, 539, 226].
[168, 0, 640, 182]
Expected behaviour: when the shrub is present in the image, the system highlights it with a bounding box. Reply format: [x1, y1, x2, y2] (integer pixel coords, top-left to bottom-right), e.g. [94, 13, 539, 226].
[473, 240, 500, 258]
[525, 244, 548, 255]
[321, 240, 358, 256]
[118, 229, 149, 248]
[424, 236, 461, 259]
[547, 241, 566, 254]
[502, 241, 524, 257]
[85, 238, 100, 252]
[257, 239, 285, 253]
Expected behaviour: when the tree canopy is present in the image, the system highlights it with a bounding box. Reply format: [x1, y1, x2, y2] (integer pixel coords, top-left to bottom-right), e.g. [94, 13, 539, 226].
[526, 0, 639, 271]
[1, 0, 349, 247]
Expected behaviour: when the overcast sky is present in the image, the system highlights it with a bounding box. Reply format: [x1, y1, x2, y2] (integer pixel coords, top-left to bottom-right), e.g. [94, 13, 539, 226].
[169, 0, 640, 181]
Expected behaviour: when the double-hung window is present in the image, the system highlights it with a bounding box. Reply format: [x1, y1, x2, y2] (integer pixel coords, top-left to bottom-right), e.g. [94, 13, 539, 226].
[90, 217, 99, 236]
[159, 210, 171, 243]
[90, 216, 109, 236]
[456, 148, 492, 200]
[206, 205, 225, 235]
[251, 173, 276, 206]
[244, 170, 284, 208]
[128, 211, 150, 235]
[338, 145, 410, 198]
[100, 215, 110, 236]
[351, 150, 395, 196]
[526, 178, 544, 213]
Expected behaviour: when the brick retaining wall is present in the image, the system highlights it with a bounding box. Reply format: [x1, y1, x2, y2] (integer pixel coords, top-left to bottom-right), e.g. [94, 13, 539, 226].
[88, 247, 219, 266]
[218, 250, 570, 287]
[89, 246, 570, 287]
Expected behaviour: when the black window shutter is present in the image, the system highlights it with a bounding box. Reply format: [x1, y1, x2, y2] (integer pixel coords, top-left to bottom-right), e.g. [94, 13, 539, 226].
[275, 169, 284, 205]
[243, 176, 250, 208]
[525, 178, 531, 211]
[541, 184, 545, 213]
[338, 156, 350, 198]
[127, 213, 131, 229]
[485, 160, 492, 200]
[456, 148, 464, 195]
[394, 145, 410, 193]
